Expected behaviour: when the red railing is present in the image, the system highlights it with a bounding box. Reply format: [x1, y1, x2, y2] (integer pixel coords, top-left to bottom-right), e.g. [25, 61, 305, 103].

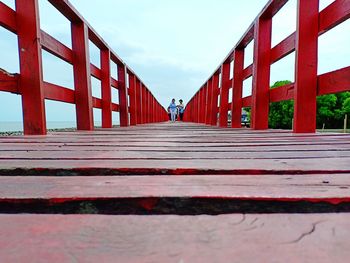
[0, 0, 168, 135]
[184, 0, 350, 133]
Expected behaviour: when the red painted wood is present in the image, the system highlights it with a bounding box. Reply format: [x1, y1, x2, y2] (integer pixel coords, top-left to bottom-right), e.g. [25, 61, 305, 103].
[293, 0, 319, 133]
[110, 77, 118, 89]
[237, 22, 255, 49]
[0, 69, 18, 94]
[0, 2, 17, 33]
[16, 0, 47, 135]
[1, 173, 350, 201]
[71, 21, 93, 130]
[219, 63, 230, 127]
[48, 0, 83, 23]
[1, 214, 349, 262]
[269, 83, 294, 103]
[101, 49, 112, 128]
[205, 80, 212, 125]
[270, 32, 295, 64]
[128, 73, 137, 125]
[111, 103, 119, 112]
[136, 79, 142, 124]
[251, 17, 272, 130]
[211, 73, 219, 126]
[231, 49, 244, 128]
[118, 65, 129, 126]
[242, 64, 253, 80]
[147, 90, 151, 123]
[92, 97, 102, 109]
[202, 85, 208, 124]
[43, 82, 75, 104]
[242, 96, 252, 108]
[260, 0, 289, 18]
[90, 63, 102, 80]
[40, 30, 73, 64]
[319, 0, 350, 35]
[318, 66, 350, 96]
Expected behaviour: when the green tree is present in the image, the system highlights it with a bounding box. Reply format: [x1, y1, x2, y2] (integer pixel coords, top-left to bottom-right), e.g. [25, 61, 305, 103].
[316, 92, 350, 129]
[342, 97, 350, 115]
[245, 82, 350, 130]
[269, 80, 293, 129]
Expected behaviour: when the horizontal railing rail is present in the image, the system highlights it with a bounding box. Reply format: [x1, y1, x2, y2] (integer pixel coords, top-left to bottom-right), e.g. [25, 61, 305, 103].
[0, 0, 168, 135]
[184, 0, 350, 133]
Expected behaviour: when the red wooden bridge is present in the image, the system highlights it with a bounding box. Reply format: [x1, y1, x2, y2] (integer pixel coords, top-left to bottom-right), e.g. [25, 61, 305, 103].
[1, 0, 350, 262]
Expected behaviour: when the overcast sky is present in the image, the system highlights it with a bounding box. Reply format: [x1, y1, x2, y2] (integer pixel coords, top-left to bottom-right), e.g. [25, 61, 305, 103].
[0, 0, 349, 127]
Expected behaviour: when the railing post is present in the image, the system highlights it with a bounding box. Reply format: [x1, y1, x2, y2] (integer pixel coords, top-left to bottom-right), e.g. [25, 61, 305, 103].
[148, 90, 151, 123]
[293, 0, 319, 133]
[206, 79, 212, 125]
[251, 17, 272, 130]
[71, 21, 94, 131]
[211, 73, 220, 126]
[136, 79, 142, 124]
[202, 87, 206, 123]
[101, 49, 112, 128]
[118, 64, 129, 126]
[196, 93, 200, 123]
[16, 0, 46, 135]
[128, 73, 137, 126]
[219, 62, 230, 127]
[142, 84, 146, 124]
[151, 97, 155, 123]
[231, 49, 244, 128]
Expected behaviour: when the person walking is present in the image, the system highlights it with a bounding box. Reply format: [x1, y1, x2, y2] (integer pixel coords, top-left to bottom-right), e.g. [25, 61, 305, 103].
[177, 99, 185, 121]
[168, 98, 177, 122]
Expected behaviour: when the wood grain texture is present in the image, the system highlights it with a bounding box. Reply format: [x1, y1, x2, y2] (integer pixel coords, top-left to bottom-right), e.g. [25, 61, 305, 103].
[0, 122, 349, 174]
[0, 213, 349, 263]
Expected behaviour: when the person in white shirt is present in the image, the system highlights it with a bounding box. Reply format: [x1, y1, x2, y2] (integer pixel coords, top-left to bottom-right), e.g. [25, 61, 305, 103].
[177, 99, 185, 121]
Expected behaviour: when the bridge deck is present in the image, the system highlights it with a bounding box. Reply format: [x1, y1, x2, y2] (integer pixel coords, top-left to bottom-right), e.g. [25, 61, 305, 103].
[0, 122, 350, 262]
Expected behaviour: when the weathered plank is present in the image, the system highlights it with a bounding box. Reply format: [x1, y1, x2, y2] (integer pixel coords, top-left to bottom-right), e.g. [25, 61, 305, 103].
[0, 214, 349, 263]
[0, 123, 349, 175]
[0, 174, 349, 201]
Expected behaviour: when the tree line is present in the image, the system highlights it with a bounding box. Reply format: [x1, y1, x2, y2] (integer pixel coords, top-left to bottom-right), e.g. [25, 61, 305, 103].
[245, 80, 350, 129]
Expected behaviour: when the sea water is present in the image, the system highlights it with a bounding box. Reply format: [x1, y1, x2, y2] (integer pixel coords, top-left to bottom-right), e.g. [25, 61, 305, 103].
[0, 121, 104, 132]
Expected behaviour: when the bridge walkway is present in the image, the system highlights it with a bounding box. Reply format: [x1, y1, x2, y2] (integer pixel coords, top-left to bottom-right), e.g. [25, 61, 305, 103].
[0, 122, 349, 262]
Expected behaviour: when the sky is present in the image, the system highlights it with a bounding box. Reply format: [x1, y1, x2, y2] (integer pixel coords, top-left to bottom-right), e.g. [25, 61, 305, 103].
[0, 0, 349, 128]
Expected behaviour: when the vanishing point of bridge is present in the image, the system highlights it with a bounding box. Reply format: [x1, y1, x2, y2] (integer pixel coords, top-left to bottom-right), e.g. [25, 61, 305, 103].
[0, 0, 350, 262]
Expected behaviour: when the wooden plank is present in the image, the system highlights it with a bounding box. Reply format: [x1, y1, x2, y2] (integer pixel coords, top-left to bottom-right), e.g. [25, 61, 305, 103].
[111, 77, 118, 89]
[16, 0, 47, 135]
[269, 83, 294, 102]
[92, 97, 102, 109]
[90, 63, 101, 80]
[43, 82, 75, 104]
[318, 66, 350, 96]
[242, 96, 252, 107]
[40, 30, 73, 64]
[2, 149, 350, 159]
[0, 2, 17, 33]
[242, 64, 253, 80]
[0, 174, 349, 201]
[319, 0, 350, 35]
[0, 157, 350, 175]
[0, 213, 349, 262]
[0, 69, 19, 94]
[111, 103, 120, 112]
[270, 32, 295, 64]
[1, 123, 349, 175]
[71, 22, 94, 130]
